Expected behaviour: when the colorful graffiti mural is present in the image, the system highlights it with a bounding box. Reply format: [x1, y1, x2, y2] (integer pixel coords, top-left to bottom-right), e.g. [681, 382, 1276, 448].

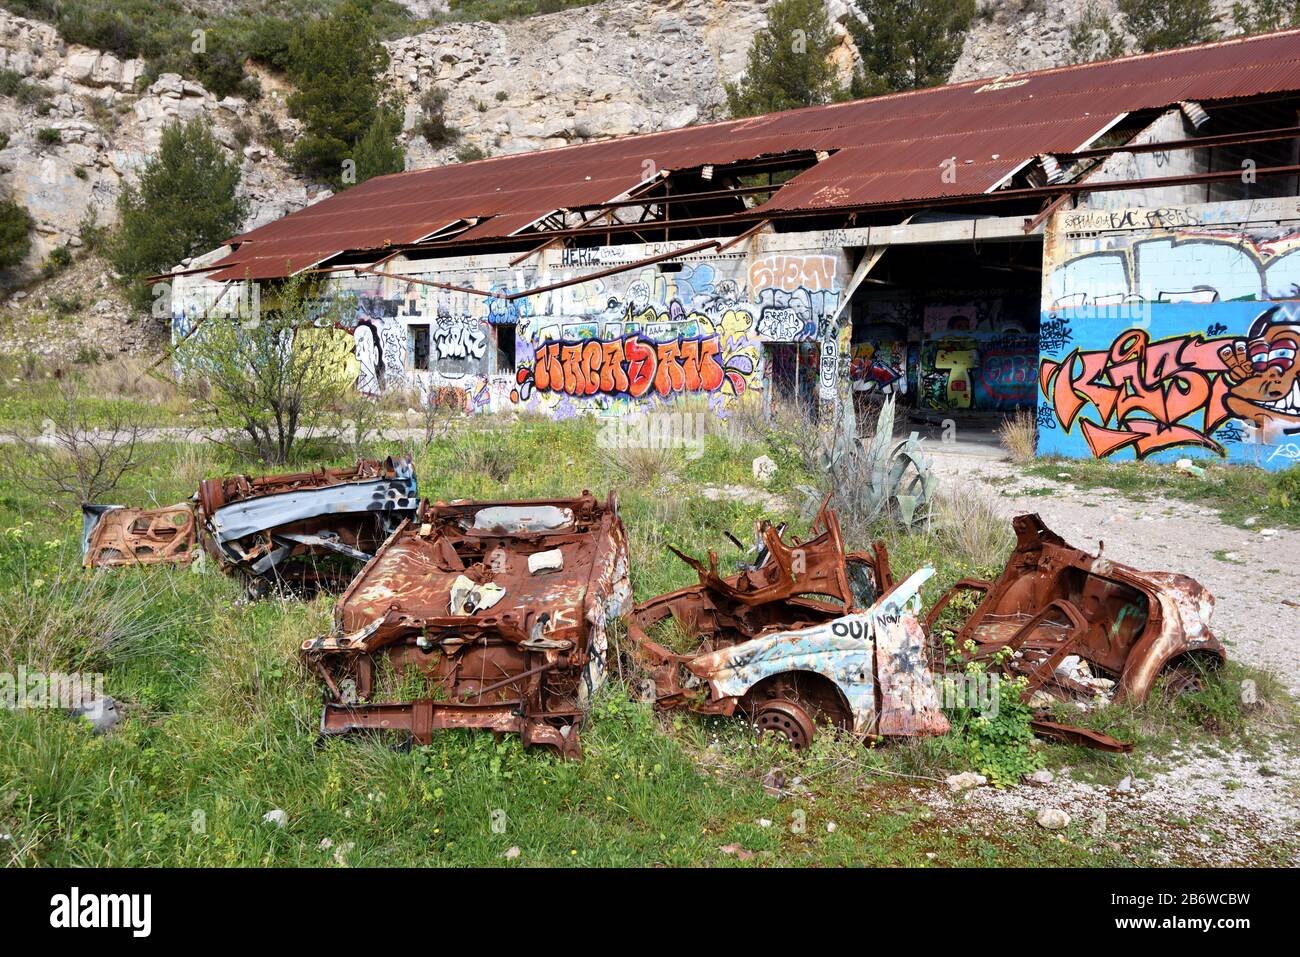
[1037, 302, 1299, 467]
[171, 244, 849, 418]
[513, 331, 752, 402]
[918, 316, 1038, 412]
[1040, 206, 1300, 468]
[850, 340, 906, 395]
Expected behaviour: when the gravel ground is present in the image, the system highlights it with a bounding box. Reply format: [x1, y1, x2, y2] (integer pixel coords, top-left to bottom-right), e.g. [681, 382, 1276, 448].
[919, 448, 1300, 866]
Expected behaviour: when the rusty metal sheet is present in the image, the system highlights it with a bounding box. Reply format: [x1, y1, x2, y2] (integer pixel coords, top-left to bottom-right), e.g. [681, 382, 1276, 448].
[81, 504, 197, 568]
[871, 568, 950, 737]
[203, 30, 1300, 278]
[199, 456, 418, 594]
[926, 513, 1226, 706]
[301, 491, 630, 758]
[1029, 719, 1134, 753]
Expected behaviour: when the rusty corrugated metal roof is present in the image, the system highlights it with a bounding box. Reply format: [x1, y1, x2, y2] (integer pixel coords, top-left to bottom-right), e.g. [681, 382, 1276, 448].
[207, 28, 1300, 279]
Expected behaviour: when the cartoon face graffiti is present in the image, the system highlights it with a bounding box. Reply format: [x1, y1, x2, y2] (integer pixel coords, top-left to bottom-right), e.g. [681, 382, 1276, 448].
[1218, 308, 1300, 440]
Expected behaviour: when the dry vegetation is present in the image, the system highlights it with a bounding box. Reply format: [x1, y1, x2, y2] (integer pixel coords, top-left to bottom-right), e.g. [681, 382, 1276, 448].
[998, 407, 1038, 464]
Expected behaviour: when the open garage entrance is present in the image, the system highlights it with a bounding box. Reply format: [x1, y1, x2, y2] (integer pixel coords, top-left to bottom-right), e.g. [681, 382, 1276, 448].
[846, 224, 1044, 445]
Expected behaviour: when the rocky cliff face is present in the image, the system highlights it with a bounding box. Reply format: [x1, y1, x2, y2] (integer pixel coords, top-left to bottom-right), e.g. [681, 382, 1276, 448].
[0, 11, 330, 275]
[386, 0, 860, 167]
[0, 0, 1242, 296]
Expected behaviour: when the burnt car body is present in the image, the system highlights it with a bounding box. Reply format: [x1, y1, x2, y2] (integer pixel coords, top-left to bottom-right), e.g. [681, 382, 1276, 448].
[301, 491, 631, 758]
[924, 513, 1224, 706]
[82, 458, 418, 595]
[197, 457, 417, 594]
[628, 501, 950, 747]
[81, 503, 198, 567]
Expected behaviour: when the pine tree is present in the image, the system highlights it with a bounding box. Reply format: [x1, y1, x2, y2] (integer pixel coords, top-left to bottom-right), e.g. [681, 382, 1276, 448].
[350, 104, 406, 187]
[287, 2, 388, 184]
[1232, 0, 1300, 34]
[725, 0, 845, 118]
[1117, 0, 1216, 52]
[847, 0, 975, 97]
[0, 197, 34, 272]
[111, 117, 246, 310]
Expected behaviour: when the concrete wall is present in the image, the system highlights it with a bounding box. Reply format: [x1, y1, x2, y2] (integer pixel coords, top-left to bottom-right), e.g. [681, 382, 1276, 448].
[170, 232, 854, 419]
[1038, 197, 1300, 470]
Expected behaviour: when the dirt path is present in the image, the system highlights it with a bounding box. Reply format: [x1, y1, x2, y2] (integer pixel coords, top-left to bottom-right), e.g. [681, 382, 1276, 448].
[923, 448, 1300, 866]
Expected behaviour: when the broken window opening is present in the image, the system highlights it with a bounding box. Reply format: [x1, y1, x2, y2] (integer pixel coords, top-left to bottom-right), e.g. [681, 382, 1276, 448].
[409, 324, 430, 371]
[494, 323, 516, 374]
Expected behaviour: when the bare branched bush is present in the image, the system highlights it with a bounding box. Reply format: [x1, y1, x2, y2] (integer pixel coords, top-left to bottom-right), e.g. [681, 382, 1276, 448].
[0, 377, 145, 506]
[334, 389, 387, 457]
[171, 272, 353, 466]
[769, 392, 825, 471]
[998, 407, 1038, 464]
[721, 394, 771, 444]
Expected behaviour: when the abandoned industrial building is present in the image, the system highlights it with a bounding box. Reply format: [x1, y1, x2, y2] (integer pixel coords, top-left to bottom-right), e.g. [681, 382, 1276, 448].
[166, 28, 1300, 472]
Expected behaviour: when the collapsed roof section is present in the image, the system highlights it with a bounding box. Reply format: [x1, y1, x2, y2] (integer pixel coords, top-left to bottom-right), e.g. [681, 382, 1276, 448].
[194, 29, 1300, 282]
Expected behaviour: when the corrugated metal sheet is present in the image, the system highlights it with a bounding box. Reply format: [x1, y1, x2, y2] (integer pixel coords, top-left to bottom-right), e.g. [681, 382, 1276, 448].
[210, 29, 1300, 278]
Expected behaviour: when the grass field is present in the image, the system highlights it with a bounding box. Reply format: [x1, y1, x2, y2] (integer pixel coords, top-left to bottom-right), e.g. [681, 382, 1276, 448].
[0, 364, 1295, 867]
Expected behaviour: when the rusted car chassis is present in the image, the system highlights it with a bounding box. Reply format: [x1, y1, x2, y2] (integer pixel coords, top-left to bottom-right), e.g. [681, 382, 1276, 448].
[630, 500, 951, 745]
[82, 457, 418, 594]
[84, 459, 1223, 759]
[628, 507, 1222, 751]
[925, 513, 1224, 705]
[300, 492, 631, 759]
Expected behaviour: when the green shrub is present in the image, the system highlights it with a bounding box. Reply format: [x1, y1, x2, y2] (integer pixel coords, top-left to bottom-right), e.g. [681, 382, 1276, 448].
[415, 87, 460, 148]
[725, 0, 845, 117]
[110, 117, 246, 310]
[287, 2, 389, 185]
[349, 104, 405, 186]
[42, 245, 72, 277]
[848, 0, 975, 97]
[0, 198, 35, 270]
[36, 127, 61, 146]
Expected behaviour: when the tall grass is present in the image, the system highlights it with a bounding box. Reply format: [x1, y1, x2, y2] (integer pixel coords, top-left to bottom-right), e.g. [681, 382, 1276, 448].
[997, 407, 1038, 464]
[0, 546, 191, 676]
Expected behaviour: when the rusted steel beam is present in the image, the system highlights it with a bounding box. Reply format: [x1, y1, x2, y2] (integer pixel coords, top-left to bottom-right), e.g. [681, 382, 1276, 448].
[1058, 123, 1300, 161]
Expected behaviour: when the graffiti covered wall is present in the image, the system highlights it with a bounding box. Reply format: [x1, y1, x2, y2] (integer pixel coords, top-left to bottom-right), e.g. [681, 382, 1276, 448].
[850, 290, 1039, 411]
[171, 239, 852, 420]
[1039, 199, 1300, 469]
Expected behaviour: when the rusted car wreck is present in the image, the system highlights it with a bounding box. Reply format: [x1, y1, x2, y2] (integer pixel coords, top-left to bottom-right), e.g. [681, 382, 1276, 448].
[83, 457, 1223, 759]
[300, 492, 630, 758]
[83, 457, 419, 595]
[629, 499, 950, 747]
[628, 505, 1222, 752]
[926, 513, 1223, 749]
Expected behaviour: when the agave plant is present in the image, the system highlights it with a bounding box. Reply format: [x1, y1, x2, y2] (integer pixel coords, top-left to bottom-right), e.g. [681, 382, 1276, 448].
[800, 394, 936, 530]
